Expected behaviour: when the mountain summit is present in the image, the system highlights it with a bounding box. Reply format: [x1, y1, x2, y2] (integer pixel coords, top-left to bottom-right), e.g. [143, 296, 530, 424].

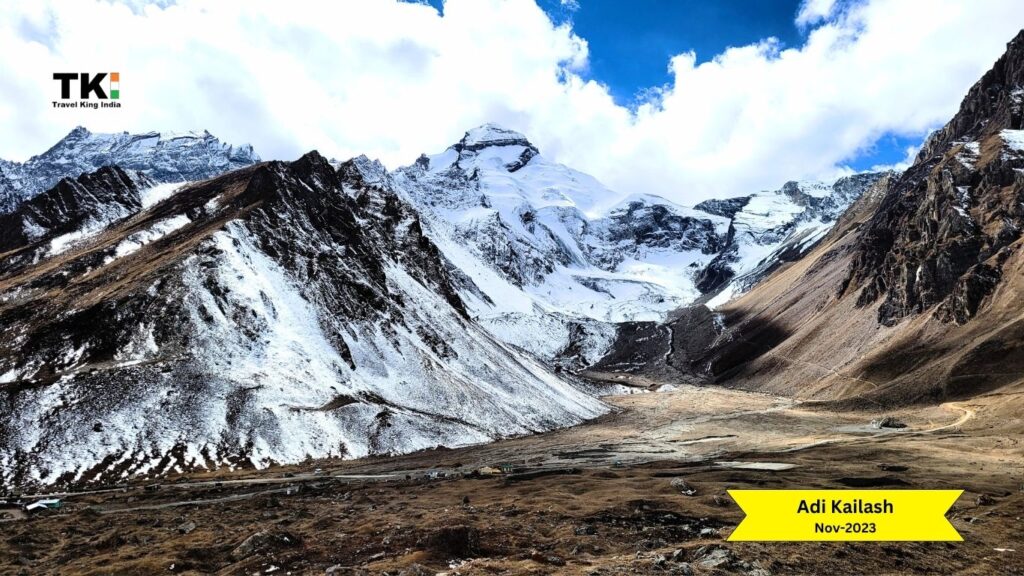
[456, 123, 537, 152]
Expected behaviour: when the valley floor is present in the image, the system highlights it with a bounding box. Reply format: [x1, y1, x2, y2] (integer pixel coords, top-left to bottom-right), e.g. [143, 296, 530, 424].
[2, 380, 1023, 575]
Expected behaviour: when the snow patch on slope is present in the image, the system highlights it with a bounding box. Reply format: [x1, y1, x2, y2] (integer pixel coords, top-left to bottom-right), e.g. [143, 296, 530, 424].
[1001, 129, 1024, 153]
[1, 213, 609, 485]
[141, 182, 188, 208]
[106, 215, 191, 262]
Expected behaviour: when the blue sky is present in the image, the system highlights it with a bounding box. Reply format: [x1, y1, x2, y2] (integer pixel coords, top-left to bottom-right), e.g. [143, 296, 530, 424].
[541, 0, 804, 103]
[421, 0, 918, 172]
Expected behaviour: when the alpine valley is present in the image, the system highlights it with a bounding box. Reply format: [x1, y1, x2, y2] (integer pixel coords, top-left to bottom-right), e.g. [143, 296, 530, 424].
[0, 113, 891, 487]
[1, 16, 1022, 576]
[1, 26, 1024, 569]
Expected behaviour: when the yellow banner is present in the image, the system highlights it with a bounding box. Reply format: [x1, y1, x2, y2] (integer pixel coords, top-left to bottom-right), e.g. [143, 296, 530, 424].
[728, 490, 963, 541]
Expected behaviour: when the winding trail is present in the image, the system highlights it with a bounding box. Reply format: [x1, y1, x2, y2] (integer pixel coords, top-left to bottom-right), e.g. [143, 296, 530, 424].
[782, 401, 975, 453]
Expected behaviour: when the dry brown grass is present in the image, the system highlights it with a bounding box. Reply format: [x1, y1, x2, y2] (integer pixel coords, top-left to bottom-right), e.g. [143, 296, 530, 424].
[2, 385, 1021, 575]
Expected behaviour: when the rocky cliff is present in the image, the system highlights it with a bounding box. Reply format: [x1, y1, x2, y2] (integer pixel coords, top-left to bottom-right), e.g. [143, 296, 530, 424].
[673, 31, 1024, 407]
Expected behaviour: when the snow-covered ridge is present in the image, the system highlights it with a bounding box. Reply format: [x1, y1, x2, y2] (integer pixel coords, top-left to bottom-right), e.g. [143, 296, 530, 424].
[0, 126, 259, 214]
[0, 165, 154, 259]
[700, 171, 890, 304]
[0, 152, 609, 488]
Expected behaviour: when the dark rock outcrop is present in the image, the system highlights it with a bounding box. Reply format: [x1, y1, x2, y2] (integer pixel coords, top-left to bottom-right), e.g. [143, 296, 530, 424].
[599, 199, 724, 254]
[842, 31, 1024, 326]
[0, 166, 151, 253]
[693, 196, 751, 219]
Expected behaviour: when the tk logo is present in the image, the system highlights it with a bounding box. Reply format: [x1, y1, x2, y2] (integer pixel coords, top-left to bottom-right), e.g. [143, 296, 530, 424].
[53, 72, 120, 100]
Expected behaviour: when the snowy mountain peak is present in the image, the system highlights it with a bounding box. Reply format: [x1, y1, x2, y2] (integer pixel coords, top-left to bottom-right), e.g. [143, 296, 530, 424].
[398, 127, 619, 215]
[34, 125, 95, 159]
[420, 123, 542, 174]
[457, 123, 535, 152]
[342, 154, 390, 186]
[66, 125, 90, 138]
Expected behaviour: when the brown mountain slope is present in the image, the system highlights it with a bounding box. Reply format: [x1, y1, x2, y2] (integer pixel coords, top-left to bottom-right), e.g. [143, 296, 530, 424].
[684, 30, 1024, 408]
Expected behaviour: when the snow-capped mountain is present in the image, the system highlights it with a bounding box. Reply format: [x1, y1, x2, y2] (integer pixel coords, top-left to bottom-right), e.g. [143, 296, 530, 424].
[395, 126, 731, 320]
[699, 172, 890, 307]
[387, 124, 885, 362]
[384, 125, 729, 366]
[0, 152, 606, 488]
[0, 123, 887, 488]
[0, 127, 259, 213]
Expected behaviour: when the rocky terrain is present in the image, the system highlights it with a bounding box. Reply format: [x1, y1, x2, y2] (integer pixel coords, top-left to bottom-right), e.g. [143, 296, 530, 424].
[0, 34, 1021, 576]
[0, 128, 259, 213]
[0, 21, 1022, 576]
[0, 152, 607, 488]
[660, 30, 1024, 408]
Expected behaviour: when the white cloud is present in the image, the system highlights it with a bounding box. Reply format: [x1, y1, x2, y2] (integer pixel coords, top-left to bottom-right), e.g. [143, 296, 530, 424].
[796, 0, 839, 27]
[0, 0, 1021, 205]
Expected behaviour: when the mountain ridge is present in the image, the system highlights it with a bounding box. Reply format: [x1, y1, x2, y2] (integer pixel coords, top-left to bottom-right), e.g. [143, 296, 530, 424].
[0, 127, 259, 214]
[0, 150, 608, 488]
[668, 30, 1024, 408]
